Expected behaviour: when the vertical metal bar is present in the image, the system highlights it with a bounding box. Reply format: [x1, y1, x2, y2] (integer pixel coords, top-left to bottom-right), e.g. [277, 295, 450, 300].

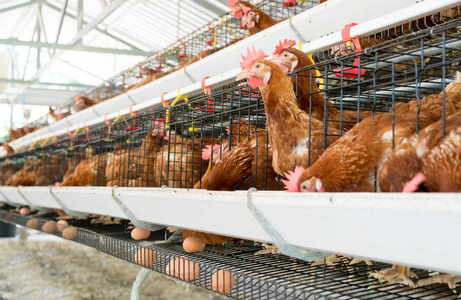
[77, 0, 83, 33]
[36, 20, 41, 71]
[391, 63, 395, 150]
[357, 55, 362, 126]
[442, 30, 446, 137]
[54, 0, 69, 53]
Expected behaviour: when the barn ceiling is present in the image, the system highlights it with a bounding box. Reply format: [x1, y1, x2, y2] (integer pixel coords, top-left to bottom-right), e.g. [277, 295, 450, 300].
[0, 0, 229, 106]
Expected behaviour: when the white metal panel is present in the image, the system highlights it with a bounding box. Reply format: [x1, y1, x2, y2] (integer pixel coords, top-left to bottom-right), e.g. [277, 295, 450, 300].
[51, 187, 127, 218]
[65, 108, 100, 125]
[251, 191, 461, 275]
[19, 187, 61, 209]
[92, 93, 134, 116]
[0, 187, 28, 206]
[0, 188, 6, 203]
[300, 0, 461, 53]
[115, 187, 271, 242]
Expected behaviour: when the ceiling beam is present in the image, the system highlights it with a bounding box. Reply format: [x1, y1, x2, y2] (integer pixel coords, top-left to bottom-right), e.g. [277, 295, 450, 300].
[0, 78, 93, 88]
[0, 38, 151, 56]
[30, 0, 128, 81]
[45, 2, 147, 52]
[189, 0, 229, 15]
[0, 1, 34, 14]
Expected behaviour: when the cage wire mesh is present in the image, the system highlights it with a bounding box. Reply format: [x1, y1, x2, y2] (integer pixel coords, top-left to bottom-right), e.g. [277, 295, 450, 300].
[2, 15, 461, 191]
[0, 209, 459, 299]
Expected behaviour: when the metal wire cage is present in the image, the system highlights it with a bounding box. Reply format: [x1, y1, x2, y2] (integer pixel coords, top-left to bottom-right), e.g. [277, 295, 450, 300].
[3, 15, 461, 191]
[39, 0, 319, 119]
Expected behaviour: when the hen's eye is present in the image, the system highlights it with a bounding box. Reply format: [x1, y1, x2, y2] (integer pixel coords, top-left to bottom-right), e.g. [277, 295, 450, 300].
[255, 64, 260, 69]
[284, 53, 288, 57]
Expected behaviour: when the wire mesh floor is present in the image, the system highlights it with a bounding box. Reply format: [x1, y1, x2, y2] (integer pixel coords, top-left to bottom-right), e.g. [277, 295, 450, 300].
[0, 207, 459, 299]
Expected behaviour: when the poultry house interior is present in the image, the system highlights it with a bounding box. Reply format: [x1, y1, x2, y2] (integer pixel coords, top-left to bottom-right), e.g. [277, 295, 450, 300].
[1, 0, 461, 299]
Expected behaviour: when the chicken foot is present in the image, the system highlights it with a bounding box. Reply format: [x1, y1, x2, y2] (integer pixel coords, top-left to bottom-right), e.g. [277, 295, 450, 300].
[369, 265, 418, 288]
[311, 254, 342, 266]
[417, 274, 461, 290]
[254, 243, 281, 255]
[349, 257, 373, 266]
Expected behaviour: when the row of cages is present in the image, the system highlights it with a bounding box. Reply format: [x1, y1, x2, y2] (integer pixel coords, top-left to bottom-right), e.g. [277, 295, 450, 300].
[2, 19, 461, 191]
[22, 0, 319, 132]
[12, 0, 460, 141]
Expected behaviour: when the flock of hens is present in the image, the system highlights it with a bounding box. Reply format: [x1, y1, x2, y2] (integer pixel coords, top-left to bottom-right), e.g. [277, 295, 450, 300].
[2, 0, 461, 291]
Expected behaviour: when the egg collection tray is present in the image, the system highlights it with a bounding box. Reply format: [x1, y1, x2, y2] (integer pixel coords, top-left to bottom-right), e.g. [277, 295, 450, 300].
[0, 206, 459, 300]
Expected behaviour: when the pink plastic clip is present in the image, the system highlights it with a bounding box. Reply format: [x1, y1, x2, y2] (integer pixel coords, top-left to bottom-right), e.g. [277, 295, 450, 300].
[179, 40, 187, 58]
[161, 92, 169, 107]
[130, 104, 137, 116]
[198, 77, 214, 112]
[104, 113, 111, 125]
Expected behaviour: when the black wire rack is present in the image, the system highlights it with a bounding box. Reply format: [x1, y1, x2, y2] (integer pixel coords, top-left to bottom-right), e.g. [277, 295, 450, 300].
[0, 207, 459, 300]
[2, 16, 461, 190]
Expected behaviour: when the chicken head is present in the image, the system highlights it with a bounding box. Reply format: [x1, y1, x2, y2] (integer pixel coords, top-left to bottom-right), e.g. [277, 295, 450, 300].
[270, 39, 299, 73]
[299, 176, 323, 193]
[241, 7, 259, 28]
[229, 0, 253, 18]
[236, 47, 271, 89]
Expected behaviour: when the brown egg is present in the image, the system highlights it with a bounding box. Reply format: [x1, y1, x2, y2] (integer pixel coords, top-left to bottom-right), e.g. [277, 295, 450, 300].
[211, 270, 235, 294]
[183, 236, 205, 253]
[165, 256, 200, 281]
[134, 248, 156, 267]
[131, 227, 151, 240]
[42, 221, 56, 233]
[56, 220, 68, 232]
[62, 227, 78, 239]
[19, 207, 31, 215]
[26, 218, 39, 229]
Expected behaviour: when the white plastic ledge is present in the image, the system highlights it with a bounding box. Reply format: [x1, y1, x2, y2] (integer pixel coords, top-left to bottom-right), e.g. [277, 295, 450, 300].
[0, 186, 460, 275]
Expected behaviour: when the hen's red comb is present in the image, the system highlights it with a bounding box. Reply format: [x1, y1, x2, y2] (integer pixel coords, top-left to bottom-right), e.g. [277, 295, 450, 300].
[228, 0, 239, 9]
[2, 142, 8, 147]
[402, 172, 426, 193]
[153, 120, 164, 126]
[240, 47, 268, 70]
[282, 166, 305, 192]
[74, 96, 81, 102]
[202, 144, 221, 160]
[273, 39, 297, 55]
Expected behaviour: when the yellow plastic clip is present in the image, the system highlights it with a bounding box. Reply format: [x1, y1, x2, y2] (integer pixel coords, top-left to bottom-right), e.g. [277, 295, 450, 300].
[39, 136, 51, 148]
[210, 17, 236, 46]
[298, 42, 304, 51]
[164, 45, 180, 69]
[69, 125, 81, 137]
[29, 140, 38, 150]
[307, 53, 324, 90]
[164, 88, 197, 132]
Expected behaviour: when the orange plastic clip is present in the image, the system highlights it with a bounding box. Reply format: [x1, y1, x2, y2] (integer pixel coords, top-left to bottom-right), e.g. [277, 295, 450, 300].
[334, 23, 365, 79]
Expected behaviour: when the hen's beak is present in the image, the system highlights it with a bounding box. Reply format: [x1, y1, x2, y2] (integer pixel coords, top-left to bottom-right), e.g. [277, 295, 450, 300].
[236, 70, 250, 81]
[241, 15, 250, 27]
